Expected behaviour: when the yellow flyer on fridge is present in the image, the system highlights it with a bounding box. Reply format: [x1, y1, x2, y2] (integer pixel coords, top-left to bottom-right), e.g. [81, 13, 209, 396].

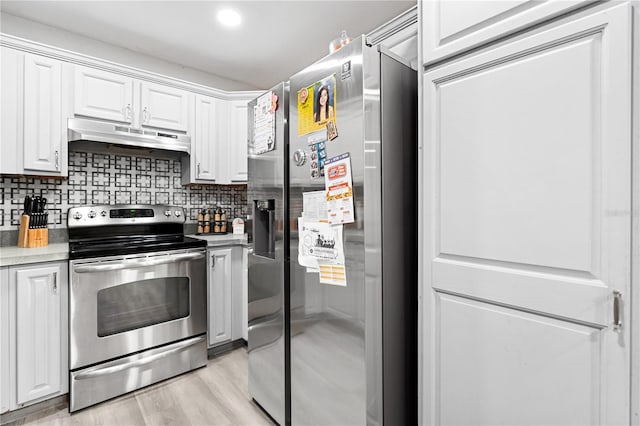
[324, 152, 354, 224]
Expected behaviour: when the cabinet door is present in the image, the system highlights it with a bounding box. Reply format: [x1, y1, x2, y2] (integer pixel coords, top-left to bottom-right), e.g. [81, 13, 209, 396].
[230, 246, 244, 341]
[23, 53, 62, 174]
[422, 0, 588, 65]
[193, 94, 218, 182]
[0, 268, 10, 414]
[228, 100, 248, 183]
[1, 48, 23, 175]
[140, 81, 190, 132]
[242, 247, 248, 341]
[15, 264, 62, 404]
[74, 65, 134, 123]
[208, 248, 233, 346]
[422, 4, 631, 425]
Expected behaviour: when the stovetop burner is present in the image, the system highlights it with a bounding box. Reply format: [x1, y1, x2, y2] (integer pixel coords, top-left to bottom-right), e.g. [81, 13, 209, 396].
[67, 204, 206, 259]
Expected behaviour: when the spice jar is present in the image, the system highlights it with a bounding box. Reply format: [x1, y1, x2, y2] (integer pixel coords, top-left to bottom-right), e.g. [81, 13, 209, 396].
[203, 209, 211, 233]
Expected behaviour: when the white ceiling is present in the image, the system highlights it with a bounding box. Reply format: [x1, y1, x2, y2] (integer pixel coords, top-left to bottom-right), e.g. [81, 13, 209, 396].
[0, 1, 415, 89]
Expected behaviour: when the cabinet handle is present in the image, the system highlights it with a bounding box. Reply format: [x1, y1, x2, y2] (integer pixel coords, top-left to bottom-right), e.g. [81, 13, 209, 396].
[197, 163, 201, 176]
[125, 104, 132, 121]
[143, 107, 149, 123]
[53, 272, 57, 294]
[55, 150, 59, 170]
[211, 254, 216, 269]
[613, 290, 622, 331]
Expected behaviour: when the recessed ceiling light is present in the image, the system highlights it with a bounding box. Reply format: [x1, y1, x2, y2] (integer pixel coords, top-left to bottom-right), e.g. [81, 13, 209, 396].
[217, 9, 241, 27]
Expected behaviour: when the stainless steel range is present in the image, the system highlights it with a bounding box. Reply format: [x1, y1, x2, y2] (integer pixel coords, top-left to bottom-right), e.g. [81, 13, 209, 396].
[67, 204, 207, 412]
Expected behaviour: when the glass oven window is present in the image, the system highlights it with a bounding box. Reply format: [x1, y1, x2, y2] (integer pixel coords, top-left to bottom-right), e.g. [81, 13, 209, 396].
[97, 277, 190, 337]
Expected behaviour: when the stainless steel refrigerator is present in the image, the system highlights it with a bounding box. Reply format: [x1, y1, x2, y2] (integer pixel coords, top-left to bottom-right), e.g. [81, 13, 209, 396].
[248, 37, 417, 425]
[247, 81, 289, 426]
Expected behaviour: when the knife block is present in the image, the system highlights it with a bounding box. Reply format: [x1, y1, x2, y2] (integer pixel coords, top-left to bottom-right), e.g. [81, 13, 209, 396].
[17, 215, 49, 248]
[17, 215, 29, 247]
[27, 228, 48, 248]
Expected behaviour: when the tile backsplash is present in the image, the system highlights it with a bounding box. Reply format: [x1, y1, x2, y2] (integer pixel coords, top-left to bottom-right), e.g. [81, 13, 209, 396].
[0, 150, 248, 231]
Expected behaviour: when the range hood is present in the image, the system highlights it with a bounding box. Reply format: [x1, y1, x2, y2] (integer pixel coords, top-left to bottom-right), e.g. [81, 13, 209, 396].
[68, 118, 190, 155]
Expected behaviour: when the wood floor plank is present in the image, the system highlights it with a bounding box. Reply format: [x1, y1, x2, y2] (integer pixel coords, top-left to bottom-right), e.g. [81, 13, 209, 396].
[6, 347, 274, 426]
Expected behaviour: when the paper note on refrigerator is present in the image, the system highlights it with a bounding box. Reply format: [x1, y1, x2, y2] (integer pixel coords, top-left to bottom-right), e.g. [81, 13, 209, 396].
[297, 218, 344, 270]
[324, 153, 355, 224]
[318, 262, 347, 286]
[253, 91, 276, 154]
[302, 191, 328, 222]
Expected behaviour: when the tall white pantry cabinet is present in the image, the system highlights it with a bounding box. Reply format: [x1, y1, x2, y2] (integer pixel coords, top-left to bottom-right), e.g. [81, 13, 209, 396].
[419, 1, 638, 425]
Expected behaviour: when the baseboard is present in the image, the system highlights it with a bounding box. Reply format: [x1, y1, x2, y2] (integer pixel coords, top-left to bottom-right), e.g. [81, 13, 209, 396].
[207, 338, 247, 358]
[0, 394, 68, 425]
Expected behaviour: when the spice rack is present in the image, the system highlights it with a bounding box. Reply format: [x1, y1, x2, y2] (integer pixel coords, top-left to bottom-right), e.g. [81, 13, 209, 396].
[196, 207, 228, 235]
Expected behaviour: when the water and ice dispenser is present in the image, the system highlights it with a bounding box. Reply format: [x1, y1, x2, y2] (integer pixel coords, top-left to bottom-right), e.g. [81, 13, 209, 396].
[253, 199, 275, 259]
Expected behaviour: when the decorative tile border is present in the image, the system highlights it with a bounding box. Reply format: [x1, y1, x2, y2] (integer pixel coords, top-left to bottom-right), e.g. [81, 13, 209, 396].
[0, 150, 248, 231]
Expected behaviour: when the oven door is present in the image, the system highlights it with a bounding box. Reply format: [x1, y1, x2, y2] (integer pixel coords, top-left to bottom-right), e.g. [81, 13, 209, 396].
[69, 248, 206, 370]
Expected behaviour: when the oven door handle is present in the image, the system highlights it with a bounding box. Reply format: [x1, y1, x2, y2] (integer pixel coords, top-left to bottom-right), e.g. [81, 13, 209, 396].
[73, 252, 205, 273]
[73, 335, 206, 380]
[134, 252, 205, 267]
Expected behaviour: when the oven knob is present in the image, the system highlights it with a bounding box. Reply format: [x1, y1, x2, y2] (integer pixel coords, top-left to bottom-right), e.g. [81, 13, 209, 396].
[72, 212, 82, 220]
[174, 210, 182, 217]
[88, 210, 97, 219]
[164, 210, 172, 217]
[100, 210, 107, 217]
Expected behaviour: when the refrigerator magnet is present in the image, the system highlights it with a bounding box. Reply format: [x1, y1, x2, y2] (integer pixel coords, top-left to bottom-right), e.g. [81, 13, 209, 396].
[298, 74, 337, 136]
[253, 91, 276, 154]
[326, 121, 338, 141]
[324, 153, 355, 224]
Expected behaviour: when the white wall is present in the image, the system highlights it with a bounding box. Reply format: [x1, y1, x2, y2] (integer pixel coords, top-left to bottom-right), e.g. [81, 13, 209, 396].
[0, 12, 258, 91]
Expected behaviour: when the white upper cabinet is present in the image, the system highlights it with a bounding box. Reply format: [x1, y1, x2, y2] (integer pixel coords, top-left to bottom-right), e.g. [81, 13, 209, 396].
[227, 100, 248, 183]
[213, 99, 249, 185]
[0, 48, 66, 176]
[74, 66, 134, 123]
[421, 0, 589, 65]
[191, 94, 219, 182]
[23, 53, 63, 174]
[1, 47, 23, 175]
[183, 96, 250, 185]
[140, 81, 190, 132]
[73, 65, 190, 133]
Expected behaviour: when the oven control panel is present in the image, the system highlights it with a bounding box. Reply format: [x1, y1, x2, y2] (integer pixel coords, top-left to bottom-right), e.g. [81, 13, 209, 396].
[68, 205, 186, 227]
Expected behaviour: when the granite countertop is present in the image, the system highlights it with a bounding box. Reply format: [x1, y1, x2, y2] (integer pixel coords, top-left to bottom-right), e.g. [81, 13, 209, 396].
[0, 243, 70, 267]
[188, 233, 248, 247]
[0, 234, 248, 267]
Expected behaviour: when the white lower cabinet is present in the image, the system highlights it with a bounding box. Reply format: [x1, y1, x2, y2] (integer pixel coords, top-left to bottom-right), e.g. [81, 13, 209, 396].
[208, 247, 232, 346]
[1, 267, 10, 414]
[230, 246, 244, 341]
[207, 246, 245, 347]
[0, 262, 68, 414]
[242, 247, 249, 341]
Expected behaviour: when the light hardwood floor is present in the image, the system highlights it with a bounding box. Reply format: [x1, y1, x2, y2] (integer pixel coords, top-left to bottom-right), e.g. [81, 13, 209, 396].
[5, 347, 275, 426]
